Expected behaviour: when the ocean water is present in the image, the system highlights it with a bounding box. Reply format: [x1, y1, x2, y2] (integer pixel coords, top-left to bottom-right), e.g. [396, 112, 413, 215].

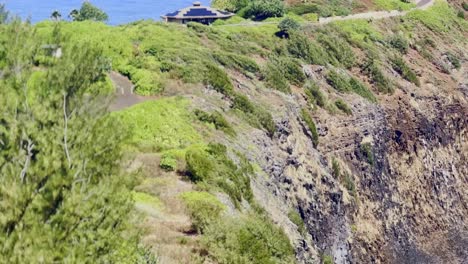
[2, 0, 211, 25]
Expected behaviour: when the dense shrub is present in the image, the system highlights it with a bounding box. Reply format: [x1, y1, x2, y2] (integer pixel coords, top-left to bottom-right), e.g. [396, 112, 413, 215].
[301, 109, 319, 148]
[203, 215, 295, 264]
[287, 4, 320, 15]
[335, 99, 353, 115]
[242, 0, 285, 20]
[391, 56, 420, 86]
[180, 191, 226, 232]
[317, 33, 355, 68]
[278, 17, 301, 36]
[194, 109, 236, 136]
[119, 65, 163, 95]
[287, 33, 329, 65]
[463, 3, 468, 11]
[263, 62, 290, 93]
[213, 51, 260, 74]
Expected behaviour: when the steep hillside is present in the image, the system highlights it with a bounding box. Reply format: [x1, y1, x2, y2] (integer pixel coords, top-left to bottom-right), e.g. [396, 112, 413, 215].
[27, 0, 468, 263]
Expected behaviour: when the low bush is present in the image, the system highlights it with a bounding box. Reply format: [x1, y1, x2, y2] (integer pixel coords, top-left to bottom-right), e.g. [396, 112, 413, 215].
[185, 143, 254, 208]
[287, 33, 329, 66]
[287, 4, 320, 15]
[160, 153, 178, 171]
[120, 65, 164, 95]
[204, 64, 234, 96]
[195, 109, 236, 136]
[263, 62, 291, 93]
[317, 33, 355, 68]
[391, 56, 420, 86]
[180, 191, 226, 232]
[203, 214, 295, 264]
[446, 52, 461, 69]
[304, 82, 327, 108]
[232, 93, 276, 136]
[326, 70, 351, 92]
[388, 34, 409, 54]
[288, 210, 306, 235]
[322, 254, 334, 264]
[463, 3, 468, 11]
[335, 99, 352, 115]
[348, 77, 377, 102]
[300, 109, 319, 148]
[362, 58, 393, 94]
[213, 51, 260, 74]
[360, 143, 374, 166]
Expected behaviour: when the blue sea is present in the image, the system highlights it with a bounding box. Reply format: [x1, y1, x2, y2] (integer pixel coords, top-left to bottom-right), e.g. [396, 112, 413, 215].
[2, 0, 211, 25]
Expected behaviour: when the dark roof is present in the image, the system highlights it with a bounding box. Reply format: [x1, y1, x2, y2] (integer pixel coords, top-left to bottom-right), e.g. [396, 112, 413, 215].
[162, 2, 234, 19]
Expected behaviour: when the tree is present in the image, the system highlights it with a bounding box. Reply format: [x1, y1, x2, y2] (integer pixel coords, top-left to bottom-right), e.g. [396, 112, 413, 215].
[69, 9, 79, 20]
[0, 4, 9, 24]
[72, 1, 109, 22]
[278, 17, 300, 37]
[0, 19, 153, 263]
[51, 10, 62, 21]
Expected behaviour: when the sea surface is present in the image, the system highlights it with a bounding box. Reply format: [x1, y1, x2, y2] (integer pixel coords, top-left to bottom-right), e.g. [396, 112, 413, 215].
[2, 0, 211, 25]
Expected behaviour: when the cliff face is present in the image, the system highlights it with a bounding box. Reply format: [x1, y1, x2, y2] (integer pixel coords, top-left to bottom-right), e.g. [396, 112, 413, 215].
[209, 20, 468, 264]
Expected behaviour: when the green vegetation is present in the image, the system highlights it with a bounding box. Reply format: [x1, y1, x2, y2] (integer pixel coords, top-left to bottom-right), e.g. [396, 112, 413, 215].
[160, 153, 178, 171]
[391, 56, 420, 87]
[278, 17, 301, 36]
[335, 99, 353, 115]
[301, 109, 319, 148]
[305, 82, 327, 108]
[0, 20, 152, 263]
[116, 97, 202, 152]
[180, 191, 226, 232]
[203, 214, 295, 264]
[133, 191, 163, 209]
[323, 254, 335, 264]
[388, 34, 409, 54]
[463, 3, 468, 11]
[362, 58, 393, 94]
[70, 2, 109, 22]
[287, 33, 329, 66]
[288, 210, 306, 235]
[317, 33, 355, 69]
[195, 109, 236, 136]
[185, 143, 254, 208]
[242, 0, 285, 20]
[407, 1, 468, 33]
[374, 0, 415, 11]
[446, 52, 461, 69]
[326, 70, 377, 102]
[360, 143, 375, 166]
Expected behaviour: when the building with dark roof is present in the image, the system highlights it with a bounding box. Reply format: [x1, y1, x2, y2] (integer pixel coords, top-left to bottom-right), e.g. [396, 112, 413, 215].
[162, 2, 234, 25]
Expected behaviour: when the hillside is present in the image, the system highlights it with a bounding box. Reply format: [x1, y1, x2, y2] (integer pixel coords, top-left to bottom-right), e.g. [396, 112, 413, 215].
[1, 0, 467, 263]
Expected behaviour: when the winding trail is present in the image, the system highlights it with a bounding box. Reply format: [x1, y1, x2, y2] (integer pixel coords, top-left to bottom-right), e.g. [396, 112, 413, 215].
[108, 71, 157, 112]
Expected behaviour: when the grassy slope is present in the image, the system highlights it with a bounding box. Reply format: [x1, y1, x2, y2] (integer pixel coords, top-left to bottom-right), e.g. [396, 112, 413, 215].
[32, 1, 467, 262]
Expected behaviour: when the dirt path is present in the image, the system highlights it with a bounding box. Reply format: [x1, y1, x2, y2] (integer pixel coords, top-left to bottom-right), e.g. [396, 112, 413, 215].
[108, 71, 157, 111]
